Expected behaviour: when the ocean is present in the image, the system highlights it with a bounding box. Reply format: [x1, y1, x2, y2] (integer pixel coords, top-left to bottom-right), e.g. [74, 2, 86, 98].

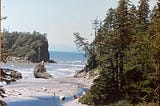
[1, 51, 86, 79]
[1, 51, 87, 106]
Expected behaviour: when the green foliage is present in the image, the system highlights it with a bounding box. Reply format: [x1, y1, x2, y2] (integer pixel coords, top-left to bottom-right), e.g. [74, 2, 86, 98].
[79, 92, 93, 105]
[2, 30, 50, 62]
[107, 101, 157, 106]
[137, 0, 150, 31]
[74, 32, 97, 71]
[78, 0, 160, 105]
[81, 67, 121, 105]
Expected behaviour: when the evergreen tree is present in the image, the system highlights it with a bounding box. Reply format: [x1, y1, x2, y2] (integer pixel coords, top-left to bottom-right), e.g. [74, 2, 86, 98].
[95, 8, 117, 66]
[115, 0, 131, 90]
[90, 67, 121, 105]
[137, 0, 150, 31]
[78, 0, 158, 105]
[149, 0, 160, 105]
[129, 4, 138, 35]
[74, 32, 97, 71]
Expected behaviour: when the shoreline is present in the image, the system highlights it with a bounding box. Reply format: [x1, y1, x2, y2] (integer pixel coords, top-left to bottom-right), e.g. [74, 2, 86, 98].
[1, 76, 93, 106]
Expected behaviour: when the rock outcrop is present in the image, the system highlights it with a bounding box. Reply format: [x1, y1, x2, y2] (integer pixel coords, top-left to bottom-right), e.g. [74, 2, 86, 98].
[0, 100, 7, 106]
[74, 69, 86, 78]
[0, 68, 22, 84]
[0, 68, 22, 106]
[34, 61, 53, 79]
[3, 30, 50, 63]
[48, 59, 56, 63]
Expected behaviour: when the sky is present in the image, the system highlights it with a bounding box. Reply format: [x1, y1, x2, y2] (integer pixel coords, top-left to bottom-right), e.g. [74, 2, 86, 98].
[2, 0, 157, 52]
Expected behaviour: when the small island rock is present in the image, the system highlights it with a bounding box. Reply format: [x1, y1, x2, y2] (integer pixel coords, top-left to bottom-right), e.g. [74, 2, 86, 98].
[34, 61, 53, 79]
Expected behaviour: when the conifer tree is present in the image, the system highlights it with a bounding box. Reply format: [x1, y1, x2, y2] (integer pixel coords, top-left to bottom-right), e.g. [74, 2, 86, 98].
[129, 4, 138, 35]
[95, 8, 116, 65]
[79, 0, 158, 105]
[157, 3, 160, 104]
[137, 0, 150, 31]
[115, 0, 131, 90]
[150, 0, 160, 105]
[80, 7, 121, 105]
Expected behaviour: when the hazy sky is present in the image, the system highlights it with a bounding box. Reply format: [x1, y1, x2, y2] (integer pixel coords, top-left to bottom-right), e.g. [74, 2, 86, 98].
[2, 0, 156, 52]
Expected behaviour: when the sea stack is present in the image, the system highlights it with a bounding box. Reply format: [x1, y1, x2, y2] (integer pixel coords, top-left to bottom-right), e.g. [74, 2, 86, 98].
[34, 61, 53, 79]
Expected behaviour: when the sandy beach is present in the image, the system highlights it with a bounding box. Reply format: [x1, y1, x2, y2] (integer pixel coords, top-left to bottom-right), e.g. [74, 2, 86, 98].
[1, 77, 93, 106]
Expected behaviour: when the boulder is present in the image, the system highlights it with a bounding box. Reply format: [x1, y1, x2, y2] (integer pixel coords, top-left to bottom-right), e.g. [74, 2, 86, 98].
[0, 68, 22, 106]
[73, 95, 78, 99]
[48, 59, 56, 63]
[34, 61, 53, 79]
[10, 70, 22, 80]
[82, 91, 86, 96]
[74, 69, 86, 78]
[59, 96, 65, 101]
[0, 68, 22, 84]
[0, 100, 7, 106]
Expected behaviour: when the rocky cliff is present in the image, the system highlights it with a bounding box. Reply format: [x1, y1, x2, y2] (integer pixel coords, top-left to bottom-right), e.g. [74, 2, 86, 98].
[2, 30, 50, 63]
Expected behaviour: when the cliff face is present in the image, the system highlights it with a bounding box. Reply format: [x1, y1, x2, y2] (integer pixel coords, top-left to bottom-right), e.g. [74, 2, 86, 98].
[27, 38, 50, 63]
[2, 31, 50, 63]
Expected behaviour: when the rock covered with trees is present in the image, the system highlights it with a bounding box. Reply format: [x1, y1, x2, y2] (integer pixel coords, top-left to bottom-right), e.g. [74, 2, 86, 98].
[75, 0, 160, 105]
[2, 30, 50, 63]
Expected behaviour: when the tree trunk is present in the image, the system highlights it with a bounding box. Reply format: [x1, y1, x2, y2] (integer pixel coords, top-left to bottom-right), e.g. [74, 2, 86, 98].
[110, 57, 115, 83]
[115, 52, 119, 85]
[119, 47, 124, 91]
[158, 59, 160, 106]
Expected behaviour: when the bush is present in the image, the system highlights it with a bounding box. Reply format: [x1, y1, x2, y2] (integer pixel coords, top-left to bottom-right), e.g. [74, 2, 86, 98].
[79, 92, 93, 105]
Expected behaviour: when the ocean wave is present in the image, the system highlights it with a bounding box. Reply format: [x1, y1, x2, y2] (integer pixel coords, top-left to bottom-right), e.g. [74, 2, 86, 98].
[53, 60, 85, 64]
[1, 51, 85, 79]
[71, 61, 82, 63]
[56, 68, 74, 72]
[46, 63, 84, 67]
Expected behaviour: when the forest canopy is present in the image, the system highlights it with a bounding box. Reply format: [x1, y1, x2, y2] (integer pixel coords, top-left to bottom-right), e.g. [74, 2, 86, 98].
[75, 0, 160, 105]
